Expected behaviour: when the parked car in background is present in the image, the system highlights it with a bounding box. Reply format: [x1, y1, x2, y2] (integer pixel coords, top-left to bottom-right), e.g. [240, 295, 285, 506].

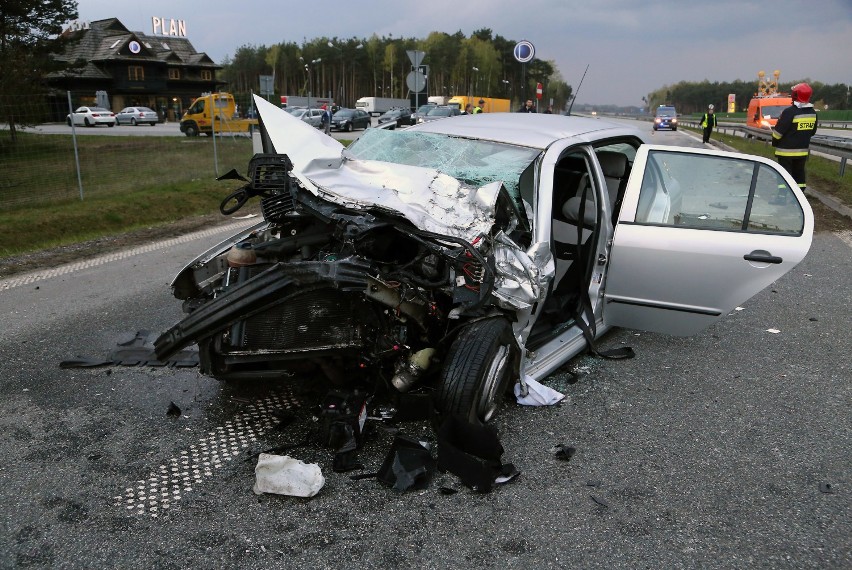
[417, 105, 462, 123]
[331, 108, 371, 131]
[286, 107, 324, 129]
[115, 106, 159, 126]
[412, 103, 436, 123]
[66, 106, 116, 127]
[653, 105, 678, 131]
[377, 108, 414, 129]
[154, 97, 814, 424]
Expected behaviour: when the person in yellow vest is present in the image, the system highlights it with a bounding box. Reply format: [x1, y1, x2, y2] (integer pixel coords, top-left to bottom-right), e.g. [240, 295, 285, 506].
[700, 104, 717, 144]
[473, 99, 484, 114]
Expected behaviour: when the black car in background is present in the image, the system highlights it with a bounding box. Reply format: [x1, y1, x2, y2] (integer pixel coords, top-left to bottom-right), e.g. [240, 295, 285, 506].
[331, 108, 371, 132]
[412, 103, 435, 123]
[377, 108, 414, 129]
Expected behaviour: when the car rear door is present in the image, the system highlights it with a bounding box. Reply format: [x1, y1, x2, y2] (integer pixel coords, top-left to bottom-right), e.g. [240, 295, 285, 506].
[604, 145, 813, 336]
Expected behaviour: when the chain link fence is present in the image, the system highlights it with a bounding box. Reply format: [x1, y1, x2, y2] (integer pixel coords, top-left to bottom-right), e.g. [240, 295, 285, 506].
[0, 93, 254, 210]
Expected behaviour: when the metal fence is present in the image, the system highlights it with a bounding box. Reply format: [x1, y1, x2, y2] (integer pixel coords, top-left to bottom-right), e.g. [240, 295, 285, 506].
[0, 93, 254, 210]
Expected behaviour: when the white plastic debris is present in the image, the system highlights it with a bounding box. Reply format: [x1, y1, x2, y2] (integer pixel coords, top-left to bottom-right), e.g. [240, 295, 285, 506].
[766, 328, 781, 334]
[253, 454, 325, 497]
[514, 376, 565, 406]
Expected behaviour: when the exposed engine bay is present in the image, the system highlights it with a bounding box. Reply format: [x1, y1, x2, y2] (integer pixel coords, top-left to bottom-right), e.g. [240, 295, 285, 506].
[155, 145, 547, 422]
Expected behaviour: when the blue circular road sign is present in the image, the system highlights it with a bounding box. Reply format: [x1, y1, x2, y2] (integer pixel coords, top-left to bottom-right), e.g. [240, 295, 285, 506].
[514, 41, 535, 63]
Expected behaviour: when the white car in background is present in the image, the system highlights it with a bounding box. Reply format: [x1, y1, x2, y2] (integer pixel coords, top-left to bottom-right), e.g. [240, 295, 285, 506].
[155, 97, 813, 423]
[66, 106, 116, 127]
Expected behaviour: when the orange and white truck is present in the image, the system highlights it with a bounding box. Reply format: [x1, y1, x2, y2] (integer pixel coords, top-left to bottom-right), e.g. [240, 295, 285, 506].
[179, 93, 258, 137]
[746, 70, 792, 130]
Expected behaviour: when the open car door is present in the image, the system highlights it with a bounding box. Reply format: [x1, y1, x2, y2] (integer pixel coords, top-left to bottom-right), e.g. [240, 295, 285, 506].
[604, 145, 813, 336]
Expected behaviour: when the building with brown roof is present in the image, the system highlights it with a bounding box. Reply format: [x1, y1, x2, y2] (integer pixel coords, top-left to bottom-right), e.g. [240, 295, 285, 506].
[48, 18, 222, 121]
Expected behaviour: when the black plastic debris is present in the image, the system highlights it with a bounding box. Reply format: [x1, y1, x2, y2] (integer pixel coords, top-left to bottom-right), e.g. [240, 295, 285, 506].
[59, 357, 112, 369]
[59, 330, 199, 369]
[376, 434, 435, 492]
[392, 393, 435, 423]
[552, 444, 577, 461]
[437, 414, 506, 493]
[590, 495, 609, 508]
[318, 391, 367, 449]
[495, 463, 521, 485]
[439, 486, 459, 495]
[270, 409, 297, 431]
[166, 402, 181, 417]
[819, 482, 834, 494]
[586, 480, 601, 487]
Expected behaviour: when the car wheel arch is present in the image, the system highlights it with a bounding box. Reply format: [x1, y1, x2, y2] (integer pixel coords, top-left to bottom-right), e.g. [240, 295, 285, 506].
[435, 316, 519, 423]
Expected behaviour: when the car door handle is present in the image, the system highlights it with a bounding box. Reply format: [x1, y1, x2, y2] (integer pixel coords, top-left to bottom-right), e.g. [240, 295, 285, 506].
[744, 252, 783, 264]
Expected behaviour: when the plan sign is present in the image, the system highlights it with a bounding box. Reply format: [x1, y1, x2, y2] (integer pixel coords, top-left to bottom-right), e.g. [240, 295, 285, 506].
[152, 17, 187, 37]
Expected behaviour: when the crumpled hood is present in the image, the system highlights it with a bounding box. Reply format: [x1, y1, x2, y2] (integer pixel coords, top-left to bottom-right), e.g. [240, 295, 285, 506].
[253, 95, 503, 238]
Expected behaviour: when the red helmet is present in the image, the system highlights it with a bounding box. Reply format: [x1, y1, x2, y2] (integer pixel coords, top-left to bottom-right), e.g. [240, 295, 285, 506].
[791, 83, 813, 103]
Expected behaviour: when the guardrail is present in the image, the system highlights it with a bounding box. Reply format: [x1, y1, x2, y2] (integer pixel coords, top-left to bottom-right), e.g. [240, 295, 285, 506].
[681, 120, 850, 176]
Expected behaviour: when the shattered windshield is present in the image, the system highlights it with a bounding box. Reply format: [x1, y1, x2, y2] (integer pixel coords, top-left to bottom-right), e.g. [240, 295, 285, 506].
[345, 128, 541, 201]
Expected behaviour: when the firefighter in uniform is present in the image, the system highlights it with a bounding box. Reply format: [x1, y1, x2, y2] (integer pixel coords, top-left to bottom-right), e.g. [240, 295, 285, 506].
[772, 82, 818, 193]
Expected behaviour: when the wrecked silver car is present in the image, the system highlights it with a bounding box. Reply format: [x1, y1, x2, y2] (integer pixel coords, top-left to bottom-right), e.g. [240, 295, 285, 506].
[155, 96, 814, 422]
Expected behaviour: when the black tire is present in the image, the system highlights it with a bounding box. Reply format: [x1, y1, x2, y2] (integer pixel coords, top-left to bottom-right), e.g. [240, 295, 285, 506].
[107, 122, 115, 127]
[130, 118, 137, 126]
[66, 117, 71, 126]
[84, 118, 91, 127]
[184, 124, 198, 137]
[344, 122, 352, 132]
[436, 318, 516, 423]
[672, 127, 678, 131]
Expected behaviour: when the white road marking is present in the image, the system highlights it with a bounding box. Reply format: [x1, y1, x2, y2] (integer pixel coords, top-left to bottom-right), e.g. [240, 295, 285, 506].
[0, 220, 256, 292]
[115, 391, 299, 518]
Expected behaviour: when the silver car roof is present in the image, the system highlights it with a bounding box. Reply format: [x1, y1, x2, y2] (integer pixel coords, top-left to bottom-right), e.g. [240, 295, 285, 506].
[409, 113, 648, 149]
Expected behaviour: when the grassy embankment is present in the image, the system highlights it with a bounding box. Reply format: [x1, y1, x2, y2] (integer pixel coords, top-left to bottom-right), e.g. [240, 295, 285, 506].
[1, 132, 256, 257]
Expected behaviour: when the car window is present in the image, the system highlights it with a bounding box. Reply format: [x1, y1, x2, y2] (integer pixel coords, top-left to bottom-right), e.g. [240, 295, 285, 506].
[656, 106, 676, 116]
[635, 150, 804, 234]
[346, 129, 541, 203]
[759, 105, 788, 118]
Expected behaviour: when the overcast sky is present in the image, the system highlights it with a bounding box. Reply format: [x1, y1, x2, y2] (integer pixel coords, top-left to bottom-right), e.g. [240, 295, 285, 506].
[74, 0, 852, 107]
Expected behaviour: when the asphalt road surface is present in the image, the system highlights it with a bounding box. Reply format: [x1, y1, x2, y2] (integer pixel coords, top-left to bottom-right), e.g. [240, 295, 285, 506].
[0, 130, 849, 569]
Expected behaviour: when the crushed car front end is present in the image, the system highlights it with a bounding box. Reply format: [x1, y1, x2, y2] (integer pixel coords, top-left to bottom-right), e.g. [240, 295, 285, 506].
[155, 96, 548, 422]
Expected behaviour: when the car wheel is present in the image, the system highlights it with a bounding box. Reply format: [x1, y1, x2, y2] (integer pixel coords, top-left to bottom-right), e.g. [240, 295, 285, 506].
[672, 127, 678, 131]
[436, 317, 516, 423]
[130, 118, 137, 126]
[108, 122, 115, 127]
[184, 124, 198, 137]
[66, 117, 71, 126]
[84, 118, 91, 127]
[344, 122, 352, 132]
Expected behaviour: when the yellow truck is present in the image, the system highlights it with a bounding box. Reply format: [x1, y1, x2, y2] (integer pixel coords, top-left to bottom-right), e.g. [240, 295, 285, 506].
[179, 93, 258, 137]
[447, 96, 511, 113]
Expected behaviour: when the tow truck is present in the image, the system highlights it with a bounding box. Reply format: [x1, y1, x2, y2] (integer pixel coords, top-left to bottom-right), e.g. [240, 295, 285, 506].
[180, 93, 258, 137]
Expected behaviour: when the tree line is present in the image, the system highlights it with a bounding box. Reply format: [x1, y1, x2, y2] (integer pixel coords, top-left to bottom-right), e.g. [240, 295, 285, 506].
[645, 79, 850, 115]
[218, 29, 573, 111]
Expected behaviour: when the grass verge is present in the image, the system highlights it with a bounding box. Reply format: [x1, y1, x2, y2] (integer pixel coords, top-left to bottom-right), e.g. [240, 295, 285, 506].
[697, 128, 852, 205]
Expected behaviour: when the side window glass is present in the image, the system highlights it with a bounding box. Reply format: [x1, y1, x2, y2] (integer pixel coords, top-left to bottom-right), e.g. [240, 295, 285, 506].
[747, 164, 804, 233]
[635, 151, 804, 235]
